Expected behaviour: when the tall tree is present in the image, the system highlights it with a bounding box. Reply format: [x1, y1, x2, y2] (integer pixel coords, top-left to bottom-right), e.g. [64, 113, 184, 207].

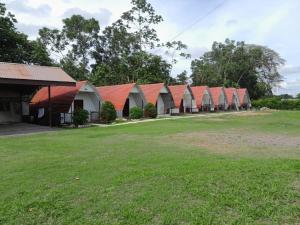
[0, 2, 52, 65]
[191, 39, 285, 99]
[176, 70, 189, 84]
[39, 15, 100, 80]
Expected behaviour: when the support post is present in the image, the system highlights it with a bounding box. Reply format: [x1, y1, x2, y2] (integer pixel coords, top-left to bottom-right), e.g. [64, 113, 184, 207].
[48, 86, 52, 127]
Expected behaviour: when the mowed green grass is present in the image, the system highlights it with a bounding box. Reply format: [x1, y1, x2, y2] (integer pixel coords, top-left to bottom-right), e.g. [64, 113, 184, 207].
[0, 111, 299, 225]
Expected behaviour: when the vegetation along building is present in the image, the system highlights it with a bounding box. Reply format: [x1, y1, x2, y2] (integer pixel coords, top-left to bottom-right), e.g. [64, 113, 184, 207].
[31, 81, 100, 125]
[224, 88, 240, 110]
[237, 88, 252, 109]
[0, 63, 75, 125]
[210, 87, 228, 111]
[139, 83, 174, 115]
[97, 83, 146, 118]
[190, 86, 214, 112]
[168, 85, 196, 113]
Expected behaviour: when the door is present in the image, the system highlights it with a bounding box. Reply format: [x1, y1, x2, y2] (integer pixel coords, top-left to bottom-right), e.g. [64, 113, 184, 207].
[179, 100, 184, 113]
[123, 98, 130, 117]
[74, 100, 84, 110]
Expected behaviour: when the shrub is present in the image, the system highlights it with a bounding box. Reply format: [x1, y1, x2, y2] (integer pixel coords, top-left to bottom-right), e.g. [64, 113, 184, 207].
[129, 107, 143, 119]
[252, 97, 300, 110]
[100, 101, 117, 123]
[144, 103, 157, 118]
[73, 109, 89, 128]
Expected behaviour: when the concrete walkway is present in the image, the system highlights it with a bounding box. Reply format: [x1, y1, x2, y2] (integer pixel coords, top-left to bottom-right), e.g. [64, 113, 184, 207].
[92, 111, 249, 127]
[0, 123, 59, 137]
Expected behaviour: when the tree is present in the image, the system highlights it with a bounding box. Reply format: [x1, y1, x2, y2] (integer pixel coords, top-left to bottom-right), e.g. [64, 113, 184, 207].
[176, 70, 189, 84]
[296, 93, 300, 99]
[0, 3, 52, 65]
[39, 15, 100, 80]
[191, 39, 285, 99]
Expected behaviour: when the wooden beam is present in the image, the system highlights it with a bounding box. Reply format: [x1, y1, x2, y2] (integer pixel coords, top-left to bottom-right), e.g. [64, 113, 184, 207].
[48, 86, 52, 127]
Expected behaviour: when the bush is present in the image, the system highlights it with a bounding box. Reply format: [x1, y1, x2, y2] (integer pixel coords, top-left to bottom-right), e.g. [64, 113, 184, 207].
[144, 103, 157, 118]
[100, 101, 117, 123]
[129, 107, 143, 119]
[252, 97, 300, 110]
[73, 109, 89, 128]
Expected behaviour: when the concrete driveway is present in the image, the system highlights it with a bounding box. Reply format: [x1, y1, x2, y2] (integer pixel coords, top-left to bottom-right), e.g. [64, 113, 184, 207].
[0, 123, 59, 137]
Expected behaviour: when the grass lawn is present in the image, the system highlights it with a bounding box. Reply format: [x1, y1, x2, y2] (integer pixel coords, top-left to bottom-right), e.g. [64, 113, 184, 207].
[0, 111, 299, 225]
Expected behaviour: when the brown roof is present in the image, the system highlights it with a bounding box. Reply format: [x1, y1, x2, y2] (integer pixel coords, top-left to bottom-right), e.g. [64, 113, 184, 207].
[0, 62, 76, 86]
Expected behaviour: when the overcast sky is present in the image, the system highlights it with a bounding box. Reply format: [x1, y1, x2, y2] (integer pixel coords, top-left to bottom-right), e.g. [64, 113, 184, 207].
[5, 0, 300, 95]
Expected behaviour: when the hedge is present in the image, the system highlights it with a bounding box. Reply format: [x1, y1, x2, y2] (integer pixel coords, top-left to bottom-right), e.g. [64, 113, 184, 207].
[129, 107, 143, 119]
[100, 101, 117, 123]
[252, 97, 300, 110]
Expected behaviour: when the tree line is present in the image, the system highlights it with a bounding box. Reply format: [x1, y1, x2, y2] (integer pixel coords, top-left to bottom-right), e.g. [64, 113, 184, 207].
[0, 0, 286, 99]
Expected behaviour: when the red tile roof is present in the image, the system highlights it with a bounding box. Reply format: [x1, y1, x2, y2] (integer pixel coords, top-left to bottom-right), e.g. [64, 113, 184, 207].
[0, 62, 76, 86]
[224, 88, 237, 105]
[139, 83, 165, 105]
[31, 81, 87, 113]
[237, 88, 249, 105]
[168, 85, 189, 108]
[191, 86, 210, 108]
[97, 83, 136, 111]
[210, 87, 225, 106]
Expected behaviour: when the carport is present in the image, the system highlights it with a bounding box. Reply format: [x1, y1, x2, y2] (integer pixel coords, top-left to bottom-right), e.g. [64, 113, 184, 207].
[0, 62, 76, 126]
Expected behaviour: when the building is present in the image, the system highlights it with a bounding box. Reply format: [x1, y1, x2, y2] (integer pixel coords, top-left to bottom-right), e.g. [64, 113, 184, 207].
[139, 83, 174, 115]
[0, 62, 75, 125]
[224, 88, 240, 110]
[31, 81, 100, 125]
[168, 85, 195, 113]
[97, 83, 145, 118]
[237, 88, 251, 109]
[190, 86, 214, 112]
[210, 87, 228, 111]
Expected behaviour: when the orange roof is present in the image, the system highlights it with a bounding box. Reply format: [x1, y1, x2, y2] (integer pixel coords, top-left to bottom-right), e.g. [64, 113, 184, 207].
[210, 87, 225, 105]
[237, 88, 249, 105]
[168, 85, 189, 108]
[0, 62, 75, 86]
[191, 86, 210, 108]
[31, 81, 87, 113]
[224, 88, 237, 105]
[97, 83, 136, 111]
[139, 83, 166, 105]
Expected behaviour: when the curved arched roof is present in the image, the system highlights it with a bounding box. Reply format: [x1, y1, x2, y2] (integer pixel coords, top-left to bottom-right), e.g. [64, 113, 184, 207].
[191, 86, 212, 108]
[237, 88, 250, 105]
[139, 83, 166, 105]
[168, 85, 192, 108]
[31, 81, 89, 113]
[97, 83, 137, 111]
[224, 88, 237, 105]
[210, 87, 226, 106]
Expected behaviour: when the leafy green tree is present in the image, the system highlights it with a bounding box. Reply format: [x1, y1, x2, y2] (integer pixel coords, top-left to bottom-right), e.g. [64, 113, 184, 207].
[296, 93, 300, 99]
[0, 3, 52, 65]
[191, 39, 285, 99]
[176, 70, 189, 84]
[100, 101, 117, 123]
[39, 15, 100, 80]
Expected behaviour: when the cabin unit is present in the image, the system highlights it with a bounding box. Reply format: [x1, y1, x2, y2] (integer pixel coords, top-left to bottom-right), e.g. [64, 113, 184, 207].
[210, 87, 228, 111]
[224, 88, 240, 111]
[168, 85, 196, 114]
[237, 88, 251, 109]
[31, 81, 100, 125]
[139, 83, 174, 115]
[190, 86, 214, 112]
[97, 83, 145, 118]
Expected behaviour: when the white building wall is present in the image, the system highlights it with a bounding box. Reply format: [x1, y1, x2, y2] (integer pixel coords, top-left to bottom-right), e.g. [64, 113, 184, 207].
[129, 93, 144, 109]
[157, 95, 165, 115]
[183, 88, 193, 112]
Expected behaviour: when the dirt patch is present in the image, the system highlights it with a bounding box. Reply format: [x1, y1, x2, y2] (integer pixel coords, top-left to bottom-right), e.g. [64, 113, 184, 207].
[234, 111, 273, 117]
[160, 130, 300, 158]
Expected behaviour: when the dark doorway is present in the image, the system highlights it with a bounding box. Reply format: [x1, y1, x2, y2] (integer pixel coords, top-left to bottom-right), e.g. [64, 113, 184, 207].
[179, 100, 184, 113]
[123, 98, 130, 117]
[74, 100, 84, 110]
